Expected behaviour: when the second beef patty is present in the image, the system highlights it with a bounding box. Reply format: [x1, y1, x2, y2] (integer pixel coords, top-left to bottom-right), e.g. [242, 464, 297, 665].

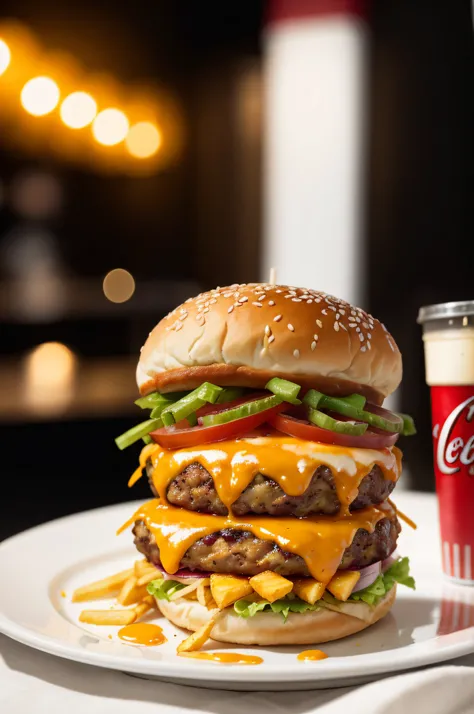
[147, 459, 395, 517]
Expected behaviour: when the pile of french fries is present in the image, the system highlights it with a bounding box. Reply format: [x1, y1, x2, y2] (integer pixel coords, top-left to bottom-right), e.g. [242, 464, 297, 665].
[72, 560, 362, 653]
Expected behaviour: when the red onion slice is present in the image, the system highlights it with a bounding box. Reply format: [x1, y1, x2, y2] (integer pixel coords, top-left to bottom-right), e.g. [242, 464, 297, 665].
[381, 550, 399, 572]
[351, 561, 382, 593]
[154, 563, 211, 580]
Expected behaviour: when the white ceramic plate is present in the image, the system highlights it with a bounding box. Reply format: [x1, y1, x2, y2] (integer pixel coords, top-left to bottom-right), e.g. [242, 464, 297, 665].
[1, 492, 474, 691]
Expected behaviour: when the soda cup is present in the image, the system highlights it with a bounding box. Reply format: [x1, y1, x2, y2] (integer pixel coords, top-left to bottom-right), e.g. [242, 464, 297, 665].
[418, 301, 474, 584]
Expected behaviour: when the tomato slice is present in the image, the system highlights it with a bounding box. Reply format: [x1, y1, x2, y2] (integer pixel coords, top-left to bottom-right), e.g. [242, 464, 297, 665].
[269, 414, 399, 449]
[150, 402, 287, 449]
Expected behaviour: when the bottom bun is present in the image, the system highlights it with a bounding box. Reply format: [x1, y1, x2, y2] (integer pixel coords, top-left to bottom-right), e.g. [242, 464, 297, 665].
[156, 586, 396, 646]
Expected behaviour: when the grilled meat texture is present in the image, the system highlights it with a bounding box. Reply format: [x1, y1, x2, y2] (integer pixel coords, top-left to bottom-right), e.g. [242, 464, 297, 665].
[133, 514, 400, 578]
[147, 459, 395, 517]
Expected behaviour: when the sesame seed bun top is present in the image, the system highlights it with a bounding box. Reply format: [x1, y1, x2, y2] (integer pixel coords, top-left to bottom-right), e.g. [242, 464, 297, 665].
[137, 283, 402, 404]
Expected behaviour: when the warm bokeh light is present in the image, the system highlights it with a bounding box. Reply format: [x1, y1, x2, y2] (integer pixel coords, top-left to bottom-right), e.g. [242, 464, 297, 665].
[103, 268, 135, 303]
[92, 108, 129, 146]
[0, 39, 11, 75]
[60, 91, 97, 129]
[125, 121, 162, 159]
[21, 76, 60, 116]
[24, 342, 77, 414]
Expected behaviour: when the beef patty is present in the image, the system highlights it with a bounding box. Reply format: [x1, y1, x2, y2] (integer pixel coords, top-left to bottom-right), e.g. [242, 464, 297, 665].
[147, 460, 395, 517]
[133, 514, 400, 578]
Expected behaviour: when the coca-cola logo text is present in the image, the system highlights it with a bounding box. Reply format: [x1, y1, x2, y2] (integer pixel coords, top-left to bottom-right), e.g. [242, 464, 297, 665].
[436, 396, 474, 475]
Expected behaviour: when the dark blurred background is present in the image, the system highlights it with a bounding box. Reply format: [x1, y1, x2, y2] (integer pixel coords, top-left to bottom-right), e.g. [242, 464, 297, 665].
[1, 1, 473, 539]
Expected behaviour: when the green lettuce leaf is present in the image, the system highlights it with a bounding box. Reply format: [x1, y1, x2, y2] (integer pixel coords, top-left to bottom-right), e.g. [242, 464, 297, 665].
[234, 595, 321, 622]
[349, 557, 415, 606]
[146, 578, 186, 601]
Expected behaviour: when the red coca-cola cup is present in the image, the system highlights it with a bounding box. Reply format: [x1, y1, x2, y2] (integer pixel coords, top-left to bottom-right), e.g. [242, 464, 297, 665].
[418, 301, 474, 584]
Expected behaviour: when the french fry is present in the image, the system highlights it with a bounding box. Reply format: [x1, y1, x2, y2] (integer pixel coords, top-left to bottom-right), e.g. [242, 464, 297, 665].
[169, 579, 202, 602]
[117, 576, 149, 606]
[177, 611, 220, 653]
[249, 571, 293, 603]
[293, 579, 326, 605]
[210, 574, 253, 609]
[326, 571, 361, 602]
[79, 609, 136, 626]
[197, 581, 214, 608]
[72, 567, 134, 602]
[137, 569, 163, 587]
[134, 595, 155, 620]
[134, 560, 155, 578]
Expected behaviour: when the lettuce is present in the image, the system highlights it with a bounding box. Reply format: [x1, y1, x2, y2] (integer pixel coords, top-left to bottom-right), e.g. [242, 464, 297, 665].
[147, 578, 186, 601]
[234, 595, 321, 623]
[348, 557, 415, 606]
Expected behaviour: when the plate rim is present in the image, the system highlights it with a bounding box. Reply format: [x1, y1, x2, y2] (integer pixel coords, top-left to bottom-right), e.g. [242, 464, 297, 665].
[1, 496, 474, 685]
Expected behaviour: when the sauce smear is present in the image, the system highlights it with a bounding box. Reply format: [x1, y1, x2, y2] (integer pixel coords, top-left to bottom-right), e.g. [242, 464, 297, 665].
[297, 649, 328, 662]
[118, 623, 167, 646]
[180, 652, 263, 665]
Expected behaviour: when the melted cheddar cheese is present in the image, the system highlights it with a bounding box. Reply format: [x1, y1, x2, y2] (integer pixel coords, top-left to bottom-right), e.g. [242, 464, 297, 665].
[131, 436, 402, 517]
[120, 498, 395, 584]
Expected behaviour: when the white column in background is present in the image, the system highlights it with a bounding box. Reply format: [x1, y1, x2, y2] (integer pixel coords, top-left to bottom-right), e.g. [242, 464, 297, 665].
[263, 11, 368, 306]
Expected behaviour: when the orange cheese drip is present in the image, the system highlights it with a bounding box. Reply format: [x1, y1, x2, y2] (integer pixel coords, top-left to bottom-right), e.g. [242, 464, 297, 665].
[118, 623, 167, 646]
[139, 437, 401, 517]
[127, 498, 394, 584]
[297, 649, 328, 662]
[179, 652, 263, 665]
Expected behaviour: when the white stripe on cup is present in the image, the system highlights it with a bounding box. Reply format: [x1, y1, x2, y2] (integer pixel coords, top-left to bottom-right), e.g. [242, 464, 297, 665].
[444, 541, 451, 576]
[453, 543, 461, 579]
[465, 545, 472, 580]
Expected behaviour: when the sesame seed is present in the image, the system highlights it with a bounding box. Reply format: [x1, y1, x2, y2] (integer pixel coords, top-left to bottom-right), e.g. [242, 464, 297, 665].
[274, 315, 282, 323]
[361, 345, 367, 353]
[288, 323, 295, 332]
[348, 323, 357, 329]
[268, 335, 275, 344]
[316, 319, 323, 328]
[356, 327, 361, 333]
[228, 305, 234, 314]
[175, 322, 183, 331]
[367, 342, 371, 350]
[203, 307, 209, 313]
[223, 292, 232, 298]
[179, 314, 187, 320]
[276, 289, 282, 293]
[311, 341, 317, 351]
[210, 299, 217, 304]
[239, 296, 248, 303]
[333, 321, 339, 331]
[268, 300, 275, 306]
[253, 301, 263, 307]
[284, 294, 292, 299]
[367, 332, 372, 339]
[336, 313, 341, 320]
[355, 316, 361, 323]
[292, 298, 302, 302]
[313, 334, 319, 341]
[234, 292, 240, 298]
[321, 309, 327, 316]
[363, 322, 369, 329]
[359, 333, 365, 341]
[265, 325, 271, 336]
[293, 349, 300, 359]
[315, 298, 322, 303]
[327, 305, 336, 311]
[307, 299, 313, 304]
[339, 309, 346, 315]
[340, 323, 347, 331]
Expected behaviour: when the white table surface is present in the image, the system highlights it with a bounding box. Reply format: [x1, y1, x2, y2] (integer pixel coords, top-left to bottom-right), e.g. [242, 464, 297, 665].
[2, 491, 474, 714]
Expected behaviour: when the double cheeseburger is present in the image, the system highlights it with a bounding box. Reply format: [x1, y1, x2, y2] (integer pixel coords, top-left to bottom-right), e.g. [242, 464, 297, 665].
[117, 283, 416, 647]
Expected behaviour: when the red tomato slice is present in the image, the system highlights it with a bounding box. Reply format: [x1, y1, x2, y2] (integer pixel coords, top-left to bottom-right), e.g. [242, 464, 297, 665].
[150, 403, 287, 449]
[269, 414, 399, 449]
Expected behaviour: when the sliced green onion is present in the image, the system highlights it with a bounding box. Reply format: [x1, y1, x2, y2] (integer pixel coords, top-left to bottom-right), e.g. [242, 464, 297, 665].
[216, 387, 246, 404]
[308, 409, 368, 435]
[142, 435, 152, 445]
[304, 391, 401, 434]
[302, 389, 324, 410]
[398, 413, 417, 436]
[161, 382, 223, 424]
[265, 377, 301, 405]
[135, 391, 187, 410]
[161, 411, 175, 427]
[201, 394, 282, 427]
[187, 411, 198, 427]
[340, 393, 366, 410]
[115, 418, 163, 450]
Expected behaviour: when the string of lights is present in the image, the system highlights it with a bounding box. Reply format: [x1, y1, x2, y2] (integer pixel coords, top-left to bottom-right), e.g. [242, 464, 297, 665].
[0, 23, 182, 173]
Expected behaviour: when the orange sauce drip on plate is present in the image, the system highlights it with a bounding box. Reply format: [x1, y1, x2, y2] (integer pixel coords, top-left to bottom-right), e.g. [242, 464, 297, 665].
[138, 437, 401, 517]
[118, 623, 167, 646]
[179, 652, 263, 665]
[297, 649, 328, 662]
[123, 498, 394, 584]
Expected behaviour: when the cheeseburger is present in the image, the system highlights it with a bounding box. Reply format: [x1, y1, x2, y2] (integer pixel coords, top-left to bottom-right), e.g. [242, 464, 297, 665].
[116, 283, 416, 648]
